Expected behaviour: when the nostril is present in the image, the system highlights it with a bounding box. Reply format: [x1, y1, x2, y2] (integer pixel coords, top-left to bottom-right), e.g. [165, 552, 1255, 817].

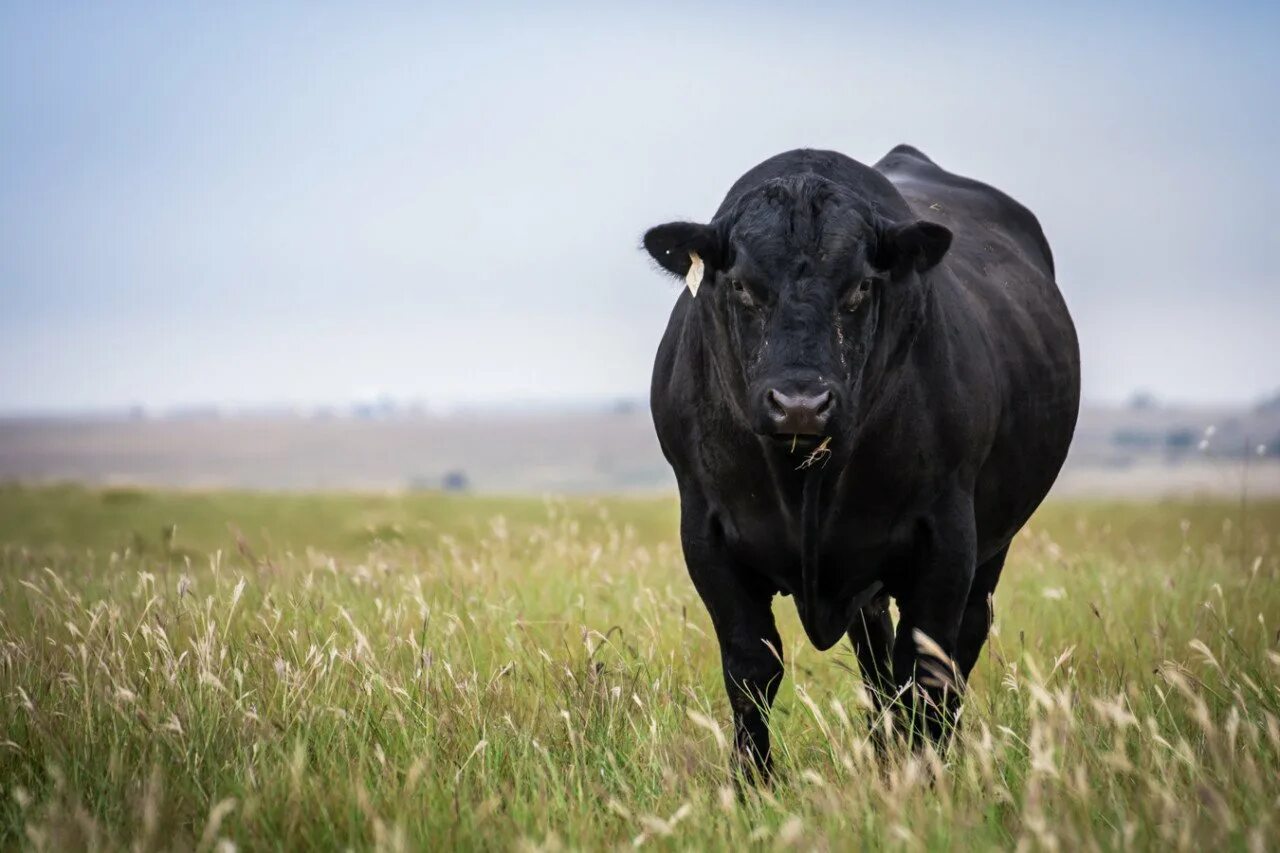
[766, 389, 788, 419]
[813, 390, 833, 416]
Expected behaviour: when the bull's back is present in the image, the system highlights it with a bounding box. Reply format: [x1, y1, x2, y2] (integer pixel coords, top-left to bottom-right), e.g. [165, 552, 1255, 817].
[875, 144, 1055, 276]
[877, 145, 1080, 552]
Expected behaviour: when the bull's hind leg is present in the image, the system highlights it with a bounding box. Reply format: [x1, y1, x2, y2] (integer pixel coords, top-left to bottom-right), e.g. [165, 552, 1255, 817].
[848, 595, 895, 730]
[954, 544, 1009, 682]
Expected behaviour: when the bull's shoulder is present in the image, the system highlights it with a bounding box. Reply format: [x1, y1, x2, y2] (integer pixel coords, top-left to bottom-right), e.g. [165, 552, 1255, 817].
[874, 145, 1055, 278]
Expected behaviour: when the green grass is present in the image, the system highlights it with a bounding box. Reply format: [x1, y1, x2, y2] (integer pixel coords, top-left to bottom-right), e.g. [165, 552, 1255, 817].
[1, 484, 1278, 850]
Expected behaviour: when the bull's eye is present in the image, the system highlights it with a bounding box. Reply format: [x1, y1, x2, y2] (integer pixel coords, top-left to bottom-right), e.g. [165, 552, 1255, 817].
[842, 278, 874, 313]
[730, 279, 757, 308]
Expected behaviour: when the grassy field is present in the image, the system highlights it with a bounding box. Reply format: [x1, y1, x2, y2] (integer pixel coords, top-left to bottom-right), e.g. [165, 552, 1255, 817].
[1, 484, 1278, 850]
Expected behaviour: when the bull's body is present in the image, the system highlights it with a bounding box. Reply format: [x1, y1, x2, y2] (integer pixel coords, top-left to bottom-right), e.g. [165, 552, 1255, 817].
[646, 146, 1079, 777]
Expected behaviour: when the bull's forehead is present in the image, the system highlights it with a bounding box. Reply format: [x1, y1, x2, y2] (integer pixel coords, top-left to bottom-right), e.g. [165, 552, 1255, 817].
[727, 184, 873, 282]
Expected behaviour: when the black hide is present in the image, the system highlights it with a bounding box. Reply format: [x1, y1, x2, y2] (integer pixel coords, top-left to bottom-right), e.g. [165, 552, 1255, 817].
[644, 146, 1080, 779]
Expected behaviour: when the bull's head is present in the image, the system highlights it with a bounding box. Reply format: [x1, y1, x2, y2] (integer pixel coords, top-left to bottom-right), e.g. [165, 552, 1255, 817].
[644, 175, 950, 452]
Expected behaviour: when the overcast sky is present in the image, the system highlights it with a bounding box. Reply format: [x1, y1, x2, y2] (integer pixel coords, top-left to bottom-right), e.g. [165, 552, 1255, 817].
[2, 1, 1277, 413]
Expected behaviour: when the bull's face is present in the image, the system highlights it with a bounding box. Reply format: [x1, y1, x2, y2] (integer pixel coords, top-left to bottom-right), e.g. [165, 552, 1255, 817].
[645, 176, 950, 449]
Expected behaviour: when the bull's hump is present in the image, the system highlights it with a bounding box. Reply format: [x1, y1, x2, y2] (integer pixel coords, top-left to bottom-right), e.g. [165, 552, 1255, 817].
[880, 143, 935, 166]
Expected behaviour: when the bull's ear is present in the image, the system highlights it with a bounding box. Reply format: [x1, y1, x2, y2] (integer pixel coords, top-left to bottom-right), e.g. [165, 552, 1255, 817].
[874, 219, 952, 274]
[643, 221, 720, 277]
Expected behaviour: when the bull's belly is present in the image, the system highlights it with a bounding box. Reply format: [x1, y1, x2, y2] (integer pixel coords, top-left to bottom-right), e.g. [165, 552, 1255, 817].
[974, 395, 1078, 556]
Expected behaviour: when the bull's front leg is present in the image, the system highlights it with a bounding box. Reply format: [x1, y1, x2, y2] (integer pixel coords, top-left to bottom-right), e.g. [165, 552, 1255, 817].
[680, 498, 783, 783]
[891, 487, 977, 745]
[716, 593, 784, 783]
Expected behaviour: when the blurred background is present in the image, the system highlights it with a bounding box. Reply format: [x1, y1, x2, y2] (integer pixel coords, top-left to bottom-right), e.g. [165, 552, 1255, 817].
[2, 1, 1277, 495]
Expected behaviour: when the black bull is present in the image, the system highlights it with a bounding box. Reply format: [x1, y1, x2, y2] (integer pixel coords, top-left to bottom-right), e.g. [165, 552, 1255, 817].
[643, 146, 1080, 779]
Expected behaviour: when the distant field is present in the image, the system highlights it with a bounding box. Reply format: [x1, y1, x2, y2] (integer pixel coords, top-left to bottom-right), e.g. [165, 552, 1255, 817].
[2, 403, 1277, 496]
[1, 486, 1278, 849]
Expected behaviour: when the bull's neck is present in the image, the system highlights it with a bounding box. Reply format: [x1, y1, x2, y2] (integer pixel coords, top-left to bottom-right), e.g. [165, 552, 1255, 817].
[690, 293, 756, 430]
[852, 272, 937, 431]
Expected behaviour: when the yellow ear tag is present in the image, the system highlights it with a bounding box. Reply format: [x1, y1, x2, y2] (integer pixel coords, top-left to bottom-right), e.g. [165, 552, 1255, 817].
[685, 251, 704, 297]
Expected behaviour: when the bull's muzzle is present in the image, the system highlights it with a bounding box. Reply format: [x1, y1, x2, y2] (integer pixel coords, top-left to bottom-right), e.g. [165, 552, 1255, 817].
[765, 387, 834, 436]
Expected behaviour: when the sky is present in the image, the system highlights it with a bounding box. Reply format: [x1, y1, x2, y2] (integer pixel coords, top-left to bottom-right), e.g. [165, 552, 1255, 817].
[2, 1, 1278, 413]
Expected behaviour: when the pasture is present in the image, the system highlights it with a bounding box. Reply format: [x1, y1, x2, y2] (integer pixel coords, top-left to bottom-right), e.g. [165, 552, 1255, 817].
[1, 485, 1277, 850]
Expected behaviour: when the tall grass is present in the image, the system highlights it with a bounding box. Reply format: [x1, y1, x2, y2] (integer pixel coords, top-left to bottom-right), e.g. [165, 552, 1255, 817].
[0, 485, 1277, 849]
